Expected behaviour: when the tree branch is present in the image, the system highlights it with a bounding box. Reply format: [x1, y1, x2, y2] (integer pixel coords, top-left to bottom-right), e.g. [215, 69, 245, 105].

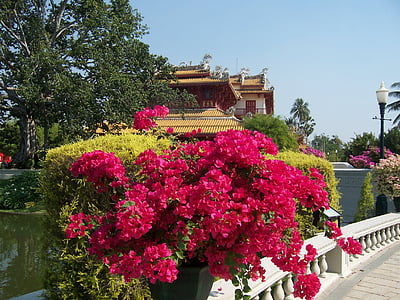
[50, 0, 72, 46]
[0, 20, 31, 56]
[12, 9, 31, 55]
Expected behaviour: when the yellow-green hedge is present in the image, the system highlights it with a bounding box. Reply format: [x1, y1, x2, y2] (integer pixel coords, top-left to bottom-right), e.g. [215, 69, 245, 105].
[40, 134, 170, 300]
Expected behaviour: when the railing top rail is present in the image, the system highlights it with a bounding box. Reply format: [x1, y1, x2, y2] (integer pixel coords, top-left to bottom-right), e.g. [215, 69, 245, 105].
[341, 213, 400, 238]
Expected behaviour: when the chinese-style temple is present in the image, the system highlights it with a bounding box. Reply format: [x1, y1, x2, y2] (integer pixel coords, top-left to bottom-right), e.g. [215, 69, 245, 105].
[161, 63, 274, 137]
[170, 65, 274, 118]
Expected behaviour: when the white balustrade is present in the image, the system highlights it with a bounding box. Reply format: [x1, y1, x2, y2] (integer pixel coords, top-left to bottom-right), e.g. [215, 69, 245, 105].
[208, 213, 400, 300]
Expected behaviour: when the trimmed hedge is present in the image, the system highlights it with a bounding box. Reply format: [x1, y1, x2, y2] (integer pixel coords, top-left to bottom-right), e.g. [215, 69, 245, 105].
[354, 172, 374, 222]
[40, 134, 171, 300]
[270, 151, 341, 239]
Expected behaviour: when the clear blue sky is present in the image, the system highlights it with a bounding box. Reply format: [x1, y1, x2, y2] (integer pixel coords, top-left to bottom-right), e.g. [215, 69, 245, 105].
[132, 0, 400, 143]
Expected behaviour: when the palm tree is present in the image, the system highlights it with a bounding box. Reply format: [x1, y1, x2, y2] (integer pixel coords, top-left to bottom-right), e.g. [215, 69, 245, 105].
[387, 82, 400, 125]
[289, 98, 315, 142]
[290, 98, 310, 123]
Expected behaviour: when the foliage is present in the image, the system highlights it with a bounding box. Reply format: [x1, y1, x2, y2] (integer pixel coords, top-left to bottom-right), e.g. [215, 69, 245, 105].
[387, 81, 400, 126]
[310, 134, 345, 162]
[354, 172, 375, 222]
[349, 146, 393, 168]
[63, 106, 361, 300]
[371, 154, 400, 197]
[243, 114, 298, 151]
[286, 98, 315, 142]
[344, 132, 378, 159]
[0, 120, 20, 158]
[0, 0, 194, 167]
[270, 151, 341, 239]
[384, 127, 400, 154]
[0, 171, 42, 209]
[40, 133, 171, 299]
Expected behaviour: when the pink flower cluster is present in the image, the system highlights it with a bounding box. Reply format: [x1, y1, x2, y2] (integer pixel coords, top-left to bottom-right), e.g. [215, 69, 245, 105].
[133, 105, 169, 130]
[300, 147, 326, 159]
[293, 273, 321, 300]
[325, 221, 362, 255]
[371, 154, 400, 197]
[70, 150, 129, 193]
[66, 126, 361, 300]
[349, 146, 393, 169]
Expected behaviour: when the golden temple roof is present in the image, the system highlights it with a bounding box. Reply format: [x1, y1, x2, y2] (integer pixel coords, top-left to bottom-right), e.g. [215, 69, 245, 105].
[156, 109, 243, 135]
[172, 77, 228, 84]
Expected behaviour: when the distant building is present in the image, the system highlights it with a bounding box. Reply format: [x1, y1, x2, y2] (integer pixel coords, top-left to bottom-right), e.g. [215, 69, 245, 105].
[170, 65, 274, 119]
[164, 64, 274, 137]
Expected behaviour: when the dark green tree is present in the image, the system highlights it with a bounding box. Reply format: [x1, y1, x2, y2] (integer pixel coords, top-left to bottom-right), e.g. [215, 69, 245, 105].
[0, 120, 20, 157]
[387, 82, 400, 125]
[0, 0, 193, 167]
[344, 132, 379, 159]
[384, 127, 400, 154]
[243, 114, 298, 151]
[288, 98, 315, 142]
[311, 134, 345, 161]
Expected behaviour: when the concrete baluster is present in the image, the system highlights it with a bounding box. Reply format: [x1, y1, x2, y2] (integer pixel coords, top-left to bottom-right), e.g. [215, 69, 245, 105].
[365, 234, 372, 253]
[395, 224, 400, 240]
[381, 228, 387, 245]
[375, 230, 382, 248]
[319, 255, 328, 278]
[311, 259, 320, 276]
[390, 225, 396, 242]
[360, 236, 366, 254]
[385, 227, 392, 244]
[370, 232, 377, 250]
[283, 274, 295, 300]
[272, 280, 285, 300]
[261, 287, 274, 300]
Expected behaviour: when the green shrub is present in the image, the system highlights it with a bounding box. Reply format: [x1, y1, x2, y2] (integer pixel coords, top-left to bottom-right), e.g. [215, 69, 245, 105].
[354, 172, 374, 222]
[0, 171, 42, 209]
[40, 133, 171, 300]
[269, 151, 341, 239]
[243, 114, 299, 151]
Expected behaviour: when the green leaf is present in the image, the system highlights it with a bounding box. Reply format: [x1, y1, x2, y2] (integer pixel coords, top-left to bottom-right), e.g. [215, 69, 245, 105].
[234, 289, 243, 300]
[175, 250, 185, 260]
[231, 276, 239, 287]
[120, 200, 135, 208]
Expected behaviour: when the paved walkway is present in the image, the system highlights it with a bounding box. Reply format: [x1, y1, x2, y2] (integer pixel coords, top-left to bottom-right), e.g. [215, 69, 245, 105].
[316, 241, 400, 300]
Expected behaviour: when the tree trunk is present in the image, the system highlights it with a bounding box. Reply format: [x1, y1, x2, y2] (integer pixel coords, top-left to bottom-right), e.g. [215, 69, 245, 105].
[13, 114, 39, 168]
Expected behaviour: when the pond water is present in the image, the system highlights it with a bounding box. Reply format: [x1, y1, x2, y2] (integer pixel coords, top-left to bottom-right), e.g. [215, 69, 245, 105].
[0, 213, 45, 299]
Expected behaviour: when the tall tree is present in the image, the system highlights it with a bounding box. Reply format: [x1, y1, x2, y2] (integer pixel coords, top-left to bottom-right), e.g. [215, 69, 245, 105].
[0, 0, 192, 167]
[243, 114, 299, 151]
[311, 134, 345, 161]
[387, 82, 400, 125]
[288, 98, 315, 142]
[343, 132, 378, 158]
[384, 127, 400, 154]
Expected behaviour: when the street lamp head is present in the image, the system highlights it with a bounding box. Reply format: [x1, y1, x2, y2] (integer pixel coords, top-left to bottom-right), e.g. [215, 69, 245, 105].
[376, 81, 389, 104]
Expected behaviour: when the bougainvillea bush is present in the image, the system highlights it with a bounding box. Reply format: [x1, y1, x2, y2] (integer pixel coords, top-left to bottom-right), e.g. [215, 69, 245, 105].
[371, 154, 400, 197]
[300, 147, 326, 159]
[66, 107, 361, 300]
[349, 146, 393, 168]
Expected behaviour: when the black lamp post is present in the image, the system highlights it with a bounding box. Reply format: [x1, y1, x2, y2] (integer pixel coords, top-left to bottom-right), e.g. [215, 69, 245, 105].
[375, 81, 389, 216]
